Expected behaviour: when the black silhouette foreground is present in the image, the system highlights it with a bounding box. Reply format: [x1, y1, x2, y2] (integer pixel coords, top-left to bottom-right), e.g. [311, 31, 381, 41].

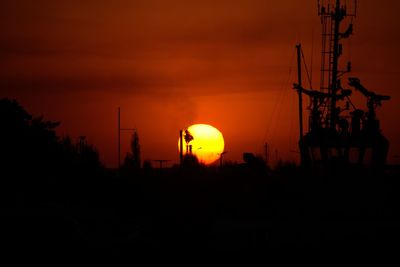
[1, 98, 399, 255]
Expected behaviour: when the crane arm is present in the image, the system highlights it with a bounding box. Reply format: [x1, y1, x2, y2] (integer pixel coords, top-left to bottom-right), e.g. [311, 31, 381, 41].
[348, 77, 390, 102]
[293, 84, 351, 99]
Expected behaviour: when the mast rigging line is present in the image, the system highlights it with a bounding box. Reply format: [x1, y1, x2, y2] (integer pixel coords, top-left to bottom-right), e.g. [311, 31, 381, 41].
[301, 48, 313, 89]
[310, 28, 315, 88]
[345, 95, 356, 110]
[262, 48, 296, 146]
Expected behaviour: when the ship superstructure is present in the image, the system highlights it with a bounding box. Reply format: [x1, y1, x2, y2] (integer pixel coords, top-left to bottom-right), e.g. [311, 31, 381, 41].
[294, 0, 390, 172]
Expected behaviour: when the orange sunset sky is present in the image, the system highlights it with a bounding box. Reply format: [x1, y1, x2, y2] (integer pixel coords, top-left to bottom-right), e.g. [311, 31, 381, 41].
[1, 0, 399, 167]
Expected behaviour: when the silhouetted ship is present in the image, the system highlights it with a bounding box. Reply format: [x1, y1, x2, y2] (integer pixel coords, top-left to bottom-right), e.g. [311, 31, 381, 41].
[294, 0, 390, 173]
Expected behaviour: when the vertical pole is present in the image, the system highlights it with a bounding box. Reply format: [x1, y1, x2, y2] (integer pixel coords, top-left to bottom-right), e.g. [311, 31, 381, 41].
[118, 107, 121, 169]
[179, 130, 183, 166]
[296, 44, 304, 166]
[330, 0, 341, 131]
[296, 44, 304, 140]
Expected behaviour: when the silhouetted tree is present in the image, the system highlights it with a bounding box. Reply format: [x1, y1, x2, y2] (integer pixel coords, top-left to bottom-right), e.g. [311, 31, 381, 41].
[77, 142, 102, 172]
[0, 98, 104, 207]
[131, 131, 141, 168]
[122, 131, 141, 171]
[0, 98, 60, 177]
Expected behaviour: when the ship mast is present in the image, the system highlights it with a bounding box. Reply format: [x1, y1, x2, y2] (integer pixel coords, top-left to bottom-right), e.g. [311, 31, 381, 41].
[296, 44, 303, 141]
[294, 1, 390, 171]
[329, 0, 341, 130]
[318, 0, 356, 130]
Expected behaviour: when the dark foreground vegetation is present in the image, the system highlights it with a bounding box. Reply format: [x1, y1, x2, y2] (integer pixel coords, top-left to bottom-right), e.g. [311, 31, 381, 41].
[1, 98, 400, 255]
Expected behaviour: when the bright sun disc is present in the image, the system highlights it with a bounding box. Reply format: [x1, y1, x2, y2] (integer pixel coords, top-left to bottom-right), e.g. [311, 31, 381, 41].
[178, 124, 224, 165]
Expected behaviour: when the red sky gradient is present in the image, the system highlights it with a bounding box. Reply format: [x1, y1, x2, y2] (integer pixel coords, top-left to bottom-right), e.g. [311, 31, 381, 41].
[1, 0, 400, 167]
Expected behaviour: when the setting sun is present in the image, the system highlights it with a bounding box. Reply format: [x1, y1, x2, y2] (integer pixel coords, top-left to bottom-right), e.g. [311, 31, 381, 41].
[178, 124, 224, 165]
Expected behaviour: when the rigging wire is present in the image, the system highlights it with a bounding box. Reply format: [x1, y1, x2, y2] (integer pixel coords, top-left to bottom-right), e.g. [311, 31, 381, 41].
[262, 48, 296, 146]
[345, 95, 356, 110]
[288, 84, 299, 159]
[268, 73, 296, 162]
[301, 48, 313, 89]
[310, 28, 315, 89]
